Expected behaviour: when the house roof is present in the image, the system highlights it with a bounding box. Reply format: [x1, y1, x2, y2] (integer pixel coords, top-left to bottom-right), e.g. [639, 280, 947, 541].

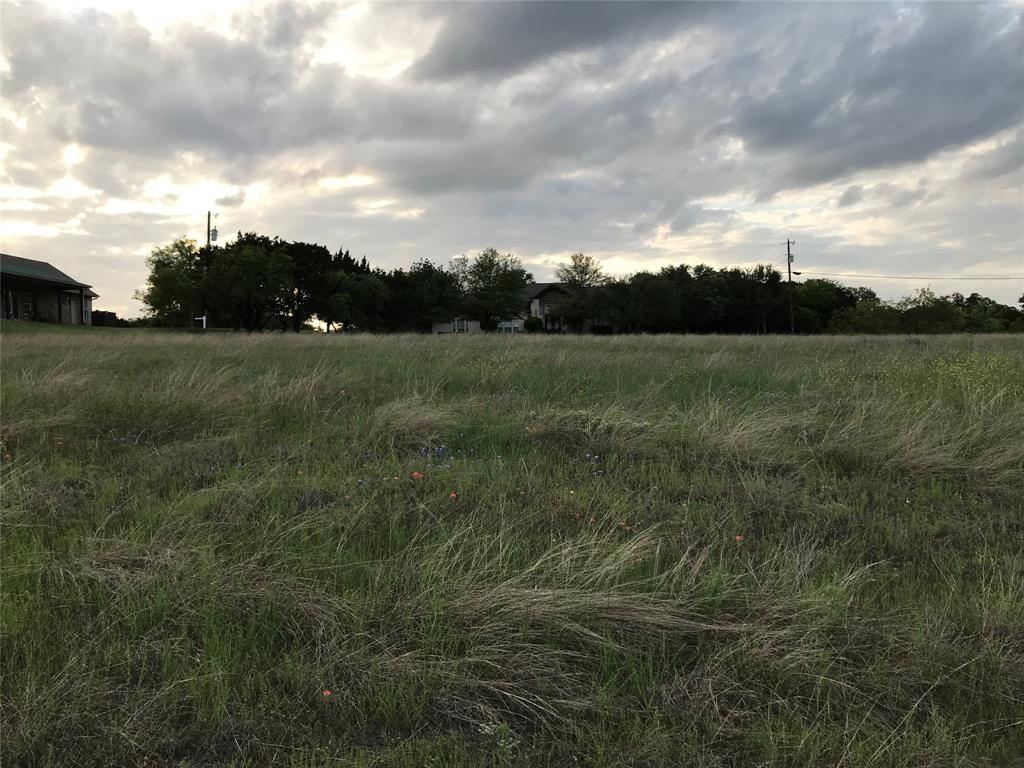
[523, 282, 567, 301]
[0, 253, 95, 293]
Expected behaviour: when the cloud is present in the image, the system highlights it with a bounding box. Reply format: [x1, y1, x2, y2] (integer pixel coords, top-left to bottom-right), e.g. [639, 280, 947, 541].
[412, 1, 709, 81]
[960, 131, 1024, 181]
[0, 0, 1021, 315]
[2, 2, 473, 162]
[725, 4, 1024, 196]
[837, 185, 863, 208]
[215, 191, 246, 208]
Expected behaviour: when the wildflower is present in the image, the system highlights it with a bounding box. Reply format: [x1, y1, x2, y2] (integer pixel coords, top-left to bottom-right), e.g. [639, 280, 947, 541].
[569, 490, 575, 495]
[449, 492, 458, 500]
[410, 471, 424, 480]
[297, 469, 304, 476]
[343, 495, 352, 501]
[734, 535, 745, 542]
[322, 689, 332, 697]
[574, 512, 581, 519]
[55, 438, 65, 448]
[589, 516, 596, 524]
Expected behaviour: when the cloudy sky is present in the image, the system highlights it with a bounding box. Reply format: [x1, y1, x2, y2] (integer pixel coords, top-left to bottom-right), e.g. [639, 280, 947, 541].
[2, 0, 1022, 315]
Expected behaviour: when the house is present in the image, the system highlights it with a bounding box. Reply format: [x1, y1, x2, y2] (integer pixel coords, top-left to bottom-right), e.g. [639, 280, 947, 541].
[0, 254, 98, 325]
[524, 282, 569, 333]
[431, 282, 570, 334]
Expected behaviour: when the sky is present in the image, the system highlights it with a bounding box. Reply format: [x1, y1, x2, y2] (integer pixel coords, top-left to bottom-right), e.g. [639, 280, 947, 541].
[1, 0, 1022, 317]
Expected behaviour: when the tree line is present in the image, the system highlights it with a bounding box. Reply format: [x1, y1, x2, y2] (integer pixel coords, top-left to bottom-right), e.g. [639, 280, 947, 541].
[137, 234, 1024, 334]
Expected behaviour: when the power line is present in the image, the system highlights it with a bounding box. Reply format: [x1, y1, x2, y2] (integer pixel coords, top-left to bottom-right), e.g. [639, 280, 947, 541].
[794, 270, 1023, 281]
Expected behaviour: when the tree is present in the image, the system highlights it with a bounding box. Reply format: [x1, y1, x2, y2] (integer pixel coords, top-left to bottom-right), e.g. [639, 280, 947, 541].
[746, 265, 786, 334]
[211, 233, 292, 332]
[625, 272, 681, 332]
[383, 260, 463, 332]
[284, 241, 333, 332]
[828, 298, 903, 334]
[451, 248, 533, 329]
[950, 292, 1020, 333]
[554, 253, 607, 332]
[135, 238, 205, 327]
[794, 279, 858, 334]
[898, 288, 966, 334]
[679, 264, 723, 333]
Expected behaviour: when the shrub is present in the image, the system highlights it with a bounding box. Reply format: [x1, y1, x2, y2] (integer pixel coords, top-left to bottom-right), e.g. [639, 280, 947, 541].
[524, 316, 544, 334]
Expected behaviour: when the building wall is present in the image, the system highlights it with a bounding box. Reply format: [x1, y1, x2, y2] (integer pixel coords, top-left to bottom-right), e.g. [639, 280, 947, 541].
[35, 291, 61, 322]
[432, 318, 482, 334]
[3, 288, 34, 320]
[2, 283, 92, 324]
[529, 295, 565, 332]
[65, 294, 81, 325]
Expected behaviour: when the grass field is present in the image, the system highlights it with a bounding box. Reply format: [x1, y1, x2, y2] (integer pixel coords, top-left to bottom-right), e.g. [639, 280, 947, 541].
[2, 323, 1023, 767]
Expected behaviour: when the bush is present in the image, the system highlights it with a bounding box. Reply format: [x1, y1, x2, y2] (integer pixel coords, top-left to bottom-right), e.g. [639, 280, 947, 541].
[524, 316, 544, 334]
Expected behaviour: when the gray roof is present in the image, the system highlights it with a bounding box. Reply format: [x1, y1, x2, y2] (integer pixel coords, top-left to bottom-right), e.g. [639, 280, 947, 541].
[0, 253, 95, 294]
[523, 282, 567, 301]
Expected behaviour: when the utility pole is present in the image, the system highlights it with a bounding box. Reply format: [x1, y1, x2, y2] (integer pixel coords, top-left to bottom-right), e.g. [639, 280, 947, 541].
[786, 238, 795, 334]
[202, 211, 212, 331]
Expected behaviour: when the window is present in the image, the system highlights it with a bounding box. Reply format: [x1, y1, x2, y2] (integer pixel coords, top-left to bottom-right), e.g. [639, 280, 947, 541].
[22, 296, 33, 316]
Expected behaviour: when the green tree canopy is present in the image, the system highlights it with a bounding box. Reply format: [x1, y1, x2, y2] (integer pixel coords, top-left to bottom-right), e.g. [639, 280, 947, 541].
[554, 253, 607, 331]
[451, 248, 533, 328]
[135, 238, 205, 327]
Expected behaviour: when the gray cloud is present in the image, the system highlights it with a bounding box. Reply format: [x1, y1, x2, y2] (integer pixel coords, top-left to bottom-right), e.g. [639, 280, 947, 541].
[837, 185, 863, 208]
[961, 131, 1024, 181]
[2, 2, 474, 162]
[412, 1, 709, 81]
[727, 3, 1024, 196]
[1, 0, 1021, 314]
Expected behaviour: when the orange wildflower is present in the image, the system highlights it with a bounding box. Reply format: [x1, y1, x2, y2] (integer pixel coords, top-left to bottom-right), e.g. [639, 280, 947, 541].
[410, 471, 424, 480]
[322, 689, 332, 697]
[734, 535, 745, 542]
[449, 492, 458, 499]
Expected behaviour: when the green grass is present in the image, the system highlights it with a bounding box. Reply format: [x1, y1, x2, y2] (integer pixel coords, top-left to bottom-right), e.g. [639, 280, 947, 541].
[2, 323, 1023, 767]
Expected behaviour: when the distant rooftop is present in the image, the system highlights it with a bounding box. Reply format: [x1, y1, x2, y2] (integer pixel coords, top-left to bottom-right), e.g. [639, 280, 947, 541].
[523, 282, 567, 301]
[0, 253, 94, 292]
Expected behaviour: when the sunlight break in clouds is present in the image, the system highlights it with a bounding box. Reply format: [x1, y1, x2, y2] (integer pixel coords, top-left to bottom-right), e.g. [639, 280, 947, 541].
[0, 0, 1021, 316]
